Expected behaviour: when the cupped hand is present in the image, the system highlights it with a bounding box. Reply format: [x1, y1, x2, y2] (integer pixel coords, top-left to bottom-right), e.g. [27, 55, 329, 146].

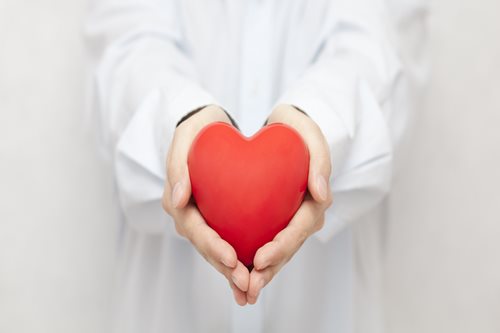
[162, 105, 250, 306]
[246, 104, 333, 304]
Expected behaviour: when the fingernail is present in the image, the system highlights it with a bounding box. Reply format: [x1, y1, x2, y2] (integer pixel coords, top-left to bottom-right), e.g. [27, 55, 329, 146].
[171, 181, 184, 208]
[256, 257, 269, 270]
[221, 257, 233, 268]
[316, 174, 328, 202]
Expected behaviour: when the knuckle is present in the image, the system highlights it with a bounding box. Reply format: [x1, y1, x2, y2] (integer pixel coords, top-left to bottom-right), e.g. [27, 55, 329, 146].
[174, 222, 185, 237]
[162, 196, 172, 214]
[314, 217, 325, 232]
[268, 265, 281, 279]
[296, 228, 308, 246]
[274, 242, 289, 262]
[185, 220, 203, 244]
[185, 225, 196, 243]
[198, 239, 220, 265]
[326, 193, 334, 207]
[289, 224, 308, 246]
[198, 248, 210, 263]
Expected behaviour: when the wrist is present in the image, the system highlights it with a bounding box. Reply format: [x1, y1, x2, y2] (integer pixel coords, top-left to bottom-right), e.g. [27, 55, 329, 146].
[177, 104, 239, 130]
[267, 104, 308, 125]
[199, 104, 230, 122]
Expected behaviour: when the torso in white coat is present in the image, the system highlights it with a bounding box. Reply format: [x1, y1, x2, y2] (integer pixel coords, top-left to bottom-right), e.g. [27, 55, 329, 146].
[86, 0, 428, 332]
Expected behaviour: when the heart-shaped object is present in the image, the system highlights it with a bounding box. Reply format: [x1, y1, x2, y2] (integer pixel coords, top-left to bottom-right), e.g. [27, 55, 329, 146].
[188, 122, 309, 267]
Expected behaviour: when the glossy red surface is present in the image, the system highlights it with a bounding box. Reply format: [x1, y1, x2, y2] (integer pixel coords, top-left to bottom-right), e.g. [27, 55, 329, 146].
[188, 122, 309, 267]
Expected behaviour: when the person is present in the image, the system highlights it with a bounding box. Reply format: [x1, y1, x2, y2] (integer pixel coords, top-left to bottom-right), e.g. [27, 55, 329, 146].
[86, 0, 427, 332]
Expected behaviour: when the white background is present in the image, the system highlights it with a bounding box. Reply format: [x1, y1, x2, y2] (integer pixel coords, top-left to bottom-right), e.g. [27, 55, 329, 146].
[1, 0, 499, 332]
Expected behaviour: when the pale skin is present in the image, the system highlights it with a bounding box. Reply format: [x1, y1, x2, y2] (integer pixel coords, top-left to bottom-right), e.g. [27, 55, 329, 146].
[162, 104, 333, 305]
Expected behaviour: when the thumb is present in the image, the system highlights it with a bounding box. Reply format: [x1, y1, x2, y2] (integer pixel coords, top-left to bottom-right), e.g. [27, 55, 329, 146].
[268, 105, 331, 204]
[305, 132, 332, 204]
[166, 105, 231, 209]
[166, 135, 193, 210]
[308, 158, 331, 204]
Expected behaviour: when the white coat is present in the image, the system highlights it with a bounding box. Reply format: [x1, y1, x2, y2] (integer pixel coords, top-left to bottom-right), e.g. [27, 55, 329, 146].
[86, 0, 428, 332]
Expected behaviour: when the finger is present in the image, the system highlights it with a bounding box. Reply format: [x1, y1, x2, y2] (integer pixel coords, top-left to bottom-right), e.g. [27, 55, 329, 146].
[165, 105, 233, 207]
[299, 123, 332, 204]
[180, 206, 238, 268]
[205, 258, 248, 306]
[205, 255, 249, 293]
[248, 201, 326, 302]
[161, 175, 185, 215]
[230, 261, 250, 292]
[229, 281, 247, 306]
[161, 179, 173, 215]
[213, 258, 250, 292]
[247, 266, 279, 305]
[268, 106, 332, 204]
[165, 134, 193, 209]
[286, 197, 323, 235]
[253, 199, 321, 270]
[253, 241, 281, 271]
[190, 234, 250, 295]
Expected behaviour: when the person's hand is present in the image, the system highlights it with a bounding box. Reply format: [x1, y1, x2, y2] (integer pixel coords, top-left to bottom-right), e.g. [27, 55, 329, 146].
[162, 105, 250, 306]
[246, 104, 333, 304]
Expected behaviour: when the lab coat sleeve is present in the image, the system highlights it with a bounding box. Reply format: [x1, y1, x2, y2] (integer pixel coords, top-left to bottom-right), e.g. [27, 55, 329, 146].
[276, 1, 402, 242]
[86, 0, 218, 234]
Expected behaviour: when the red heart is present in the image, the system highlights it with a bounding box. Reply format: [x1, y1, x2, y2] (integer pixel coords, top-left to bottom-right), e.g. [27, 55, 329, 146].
[188, 122, 309, 267]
